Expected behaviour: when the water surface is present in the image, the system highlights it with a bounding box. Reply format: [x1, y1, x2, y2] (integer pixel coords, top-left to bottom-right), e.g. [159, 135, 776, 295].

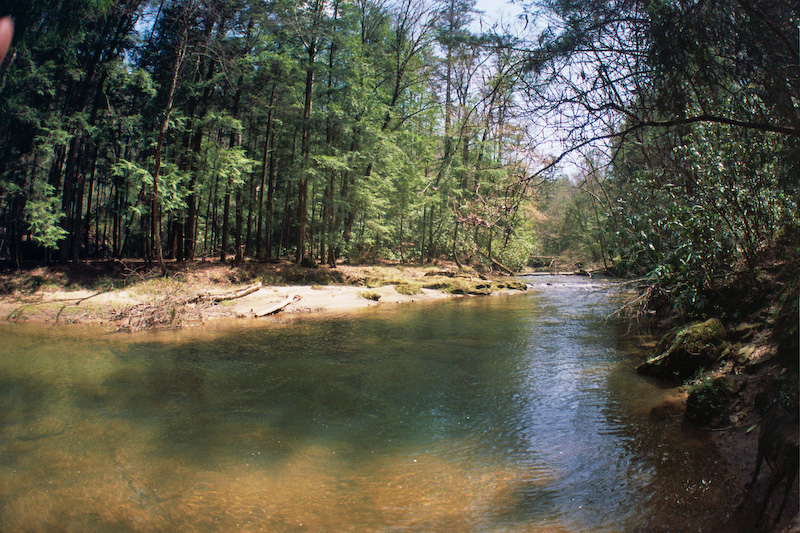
[0, 276, 738, 531]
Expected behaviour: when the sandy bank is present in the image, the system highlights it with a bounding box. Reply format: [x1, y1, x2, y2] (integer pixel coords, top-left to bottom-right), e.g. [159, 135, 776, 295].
[0, 261, 527, 330]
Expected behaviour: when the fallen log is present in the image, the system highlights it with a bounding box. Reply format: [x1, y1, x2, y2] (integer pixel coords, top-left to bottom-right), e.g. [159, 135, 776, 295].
[253, 294, 301, 317]
[191, 283, 261, 304]
[491, 257, 515, 275]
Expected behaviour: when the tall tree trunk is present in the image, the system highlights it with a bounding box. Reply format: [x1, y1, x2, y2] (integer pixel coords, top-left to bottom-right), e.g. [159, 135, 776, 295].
[297, 40, 317, 263]
[279, 181, 292, 258]
[341, 135, 358, 248]
[84, 147, 98, 256]
[297, 0, 324, 263]
[152, 5, 195, 274]
[220, 189, 230, 262]
[320, 0, 340, 267]
[265, 142, 277, 259]
[452, 217, 462, 268]
[182, 16, 218, 261]
[230, 76, 245, 265]
[256, 83, 276, 258]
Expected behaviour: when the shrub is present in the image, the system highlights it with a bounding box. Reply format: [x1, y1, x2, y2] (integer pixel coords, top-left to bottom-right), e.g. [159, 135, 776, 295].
[359, 290, 381, 301]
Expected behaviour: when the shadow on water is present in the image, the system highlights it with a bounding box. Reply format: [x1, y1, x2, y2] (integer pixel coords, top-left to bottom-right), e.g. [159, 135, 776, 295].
[0, 277, 745, 531]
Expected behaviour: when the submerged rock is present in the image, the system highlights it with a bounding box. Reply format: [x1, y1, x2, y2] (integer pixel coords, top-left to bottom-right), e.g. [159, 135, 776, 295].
[636, 318, 727, 380]
[650, 393, 688, 420]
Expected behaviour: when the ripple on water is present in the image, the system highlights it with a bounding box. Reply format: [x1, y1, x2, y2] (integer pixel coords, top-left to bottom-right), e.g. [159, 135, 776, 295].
[0, 280, 742, 531]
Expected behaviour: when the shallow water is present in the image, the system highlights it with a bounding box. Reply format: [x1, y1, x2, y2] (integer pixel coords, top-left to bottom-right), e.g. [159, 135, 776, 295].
[0, 276, 738, 531]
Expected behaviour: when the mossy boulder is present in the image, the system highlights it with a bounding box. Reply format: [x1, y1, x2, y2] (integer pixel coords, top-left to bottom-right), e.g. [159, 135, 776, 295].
[492, 280, 528, 291]
[636, 318, 727, 380]
[468, 282, 493, 295]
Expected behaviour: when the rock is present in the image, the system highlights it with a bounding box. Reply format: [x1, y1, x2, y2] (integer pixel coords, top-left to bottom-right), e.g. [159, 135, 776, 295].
[730, 322, 759, 342]
[744, 345, 776, 373]
[493, 280, 527, 291]
[636, 318, 727, 380]
[735, 345, 756, 365]
[467, 285, 493, 295]
[714, 374, 747, 395]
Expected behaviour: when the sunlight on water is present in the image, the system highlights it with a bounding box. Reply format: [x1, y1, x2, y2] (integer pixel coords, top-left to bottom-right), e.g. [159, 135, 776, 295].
[0, 277, 739, 531]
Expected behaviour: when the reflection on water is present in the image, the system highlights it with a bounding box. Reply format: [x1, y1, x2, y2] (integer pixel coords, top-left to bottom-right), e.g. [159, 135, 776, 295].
[0, 277, 738, 531]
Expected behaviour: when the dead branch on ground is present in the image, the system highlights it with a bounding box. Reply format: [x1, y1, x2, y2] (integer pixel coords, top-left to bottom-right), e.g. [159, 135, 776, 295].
[253, 294, 301, 317]
[110, 283, 262, 331]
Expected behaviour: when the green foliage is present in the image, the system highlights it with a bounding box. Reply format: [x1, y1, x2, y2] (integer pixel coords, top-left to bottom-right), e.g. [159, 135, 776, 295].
[686, 377, 726, 411]
[112, 159, 152, 187]
[608, 118, 797, 313]
[216, 146, 255, 190]
[23, 190, 68, 249]
[0, 0, 539, 266]
[533, 174, 607, 266]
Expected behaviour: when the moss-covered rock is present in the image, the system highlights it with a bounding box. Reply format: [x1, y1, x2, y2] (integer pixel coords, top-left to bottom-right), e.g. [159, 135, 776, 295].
[492, 280, 528, 291]
[636, 318, 727, 380]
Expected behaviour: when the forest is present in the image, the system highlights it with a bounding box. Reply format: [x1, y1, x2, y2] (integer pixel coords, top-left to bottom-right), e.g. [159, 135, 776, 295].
[0, 0, 797, 317]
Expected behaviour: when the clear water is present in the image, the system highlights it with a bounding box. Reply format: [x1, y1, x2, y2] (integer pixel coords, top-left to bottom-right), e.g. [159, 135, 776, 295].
[0, 276, 739, 531]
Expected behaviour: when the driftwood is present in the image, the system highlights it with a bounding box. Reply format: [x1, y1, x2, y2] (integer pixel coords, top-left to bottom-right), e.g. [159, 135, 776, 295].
[253, 294, 301, 317]
[6, 290, 111, 323]
[112, 283, 263, 331]
[190, 283, 261, 304]
[523, 268, 612, 277]
[490, 258, 515, 275]
[524, 270, 589, 277]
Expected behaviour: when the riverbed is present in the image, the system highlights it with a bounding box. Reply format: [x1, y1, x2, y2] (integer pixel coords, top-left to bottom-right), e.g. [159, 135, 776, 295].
[0, 276, 740, 531]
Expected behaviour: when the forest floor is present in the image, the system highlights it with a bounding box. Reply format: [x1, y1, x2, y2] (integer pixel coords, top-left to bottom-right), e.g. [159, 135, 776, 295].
[0, 258, 528, 331]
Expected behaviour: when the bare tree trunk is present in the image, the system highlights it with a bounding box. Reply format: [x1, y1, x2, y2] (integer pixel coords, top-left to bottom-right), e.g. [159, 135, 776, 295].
[297, 50, 315, 262]
[297, 0, 323, 263]
[266, 143, 277, 259]
[220, 189, 230, 262]
[152, 3, 196, 274]
[255, 86, 276, 257]
[230, 76, 245, 265]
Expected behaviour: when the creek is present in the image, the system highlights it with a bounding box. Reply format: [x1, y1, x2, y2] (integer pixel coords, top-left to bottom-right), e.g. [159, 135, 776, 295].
[0, 276, 739, 531]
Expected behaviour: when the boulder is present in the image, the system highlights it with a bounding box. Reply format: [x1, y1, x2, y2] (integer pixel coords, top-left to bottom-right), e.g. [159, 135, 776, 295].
[636, 318, 726, 380]
[493, 280, 528, 291]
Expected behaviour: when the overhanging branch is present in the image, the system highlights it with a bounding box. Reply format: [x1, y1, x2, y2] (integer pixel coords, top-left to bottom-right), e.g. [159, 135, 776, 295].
[525, 113, 799, 181]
